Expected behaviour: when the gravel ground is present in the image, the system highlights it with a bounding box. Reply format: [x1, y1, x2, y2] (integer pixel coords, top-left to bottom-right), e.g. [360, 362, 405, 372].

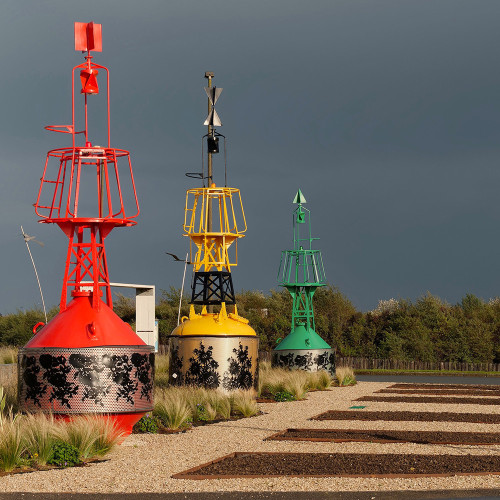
[2, 381, 500, 493]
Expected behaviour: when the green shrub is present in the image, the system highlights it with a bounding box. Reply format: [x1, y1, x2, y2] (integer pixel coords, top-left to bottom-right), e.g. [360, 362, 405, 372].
[5, 287, 500, 368]
[194, 404, 212, 422]
[273, 390, 295, 402]
[48, 442, 80, 467]
[133, 414, 159, 434]
[0, 306, 58, 346]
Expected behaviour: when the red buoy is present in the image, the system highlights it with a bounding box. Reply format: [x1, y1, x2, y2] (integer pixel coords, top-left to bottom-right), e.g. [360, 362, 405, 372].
[18, 22, 153, 436]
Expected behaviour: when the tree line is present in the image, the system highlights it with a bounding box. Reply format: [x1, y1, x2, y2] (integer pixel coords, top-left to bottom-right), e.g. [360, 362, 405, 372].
[1, 286, 499, 364]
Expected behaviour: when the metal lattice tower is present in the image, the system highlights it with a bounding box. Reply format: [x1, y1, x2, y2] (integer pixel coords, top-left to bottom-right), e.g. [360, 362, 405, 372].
[184, 185, 246, 304]
[278, 189, 326, 333]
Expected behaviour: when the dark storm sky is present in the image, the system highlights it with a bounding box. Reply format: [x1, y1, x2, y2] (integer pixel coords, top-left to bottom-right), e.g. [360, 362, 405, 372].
[1, 0, 500, 313]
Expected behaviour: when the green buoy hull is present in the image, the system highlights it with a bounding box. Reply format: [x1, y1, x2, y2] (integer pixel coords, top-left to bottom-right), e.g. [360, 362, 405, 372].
[274, 325, 331, 351]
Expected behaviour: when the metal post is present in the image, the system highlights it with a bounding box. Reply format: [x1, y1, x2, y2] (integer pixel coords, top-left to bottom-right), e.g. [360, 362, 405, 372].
[99, 160, 104, 218]
[205, 71, 214, 226]
[177, 252, 189, 326]
[205, 71, 214, 311]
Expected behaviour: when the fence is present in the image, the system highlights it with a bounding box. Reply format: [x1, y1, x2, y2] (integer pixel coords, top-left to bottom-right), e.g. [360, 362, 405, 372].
[335, 356, 500, 372]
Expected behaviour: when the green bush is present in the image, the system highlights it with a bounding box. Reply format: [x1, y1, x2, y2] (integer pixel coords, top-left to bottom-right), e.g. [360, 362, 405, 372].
[194, 404, 211, 422]
[133, 414, 159, 434]
[0, 306, 58, 346]
[3, 287, 500, 365]
[48, 442, 80, 468]
[273, 390, 295, 402]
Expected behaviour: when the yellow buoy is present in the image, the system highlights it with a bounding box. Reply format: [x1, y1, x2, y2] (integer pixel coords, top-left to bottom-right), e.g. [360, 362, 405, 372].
[169, 185, 258, 390]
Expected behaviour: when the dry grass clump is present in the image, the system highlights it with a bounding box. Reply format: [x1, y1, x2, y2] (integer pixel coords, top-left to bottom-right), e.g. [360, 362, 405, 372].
[206, 390, 232, 420]
[57, 415, 122, 460]
[22, 412, 57, 466]
[151, 386, 259, 431]
[258, 363, 334, 400]
[0, 347, 18, 365]
[230, 390, 258, 417]
[154, 388, 191, 430]
[282, 371, 309, 400]
[259, 366, 289, 396]
[0, 413, 25, 472]
[335, 366, 357, 386]
[81, 415, 121, 457]
[0, 386, 121, 473]
[0, 370, 18, 414]
[155, 353, 170, 388]
[146, 354, 334, 431]
[306, 370, 332, 391]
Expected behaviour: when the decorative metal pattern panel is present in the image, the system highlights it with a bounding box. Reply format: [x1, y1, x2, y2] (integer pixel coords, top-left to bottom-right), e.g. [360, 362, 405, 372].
[18, 346, 154, 414]
[272, 349, 335, 374]
[169, 336, 258, 391]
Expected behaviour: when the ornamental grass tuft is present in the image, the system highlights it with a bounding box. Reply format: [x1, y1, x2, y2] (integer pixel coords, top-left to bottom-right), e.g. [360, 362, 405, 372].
[58, 415, 122, 459]
[57, 415, 100, 460]
[258, 367, 288, 396]
[0, 347, 18, 365]
[206, 391, 231, 420]
[23, 413, 58, 466]
[155, 353, 170, 388]
[153, 386, 258, 429]
[0, 410, 121, 472]
[335, 366, 356, 386]
[282, 370, 309, 400]
[230, 390, 258, 417]
[87, 415, 122, 457]
[306, 370, 332, 391]
[0, 412, 25, 472]
[153, 388, 191, 430]
[0, 370, 18, 414]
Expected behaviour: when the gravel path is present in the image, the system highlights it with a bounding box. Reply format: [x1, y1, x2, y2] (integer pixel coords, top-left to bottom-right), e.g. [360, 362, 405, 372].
[2, 381, 500, 494]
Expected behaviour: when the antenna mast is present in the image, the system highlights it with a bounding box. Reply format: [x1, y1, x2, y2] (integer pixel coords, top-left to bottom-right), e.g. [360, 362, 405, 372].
[20, 225, 47, 323]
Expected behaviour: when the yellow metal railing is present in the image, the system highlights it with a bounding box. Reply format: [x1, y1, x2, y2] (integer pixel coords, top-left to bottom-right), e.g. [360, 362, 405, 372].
[183, 185, 246, 272]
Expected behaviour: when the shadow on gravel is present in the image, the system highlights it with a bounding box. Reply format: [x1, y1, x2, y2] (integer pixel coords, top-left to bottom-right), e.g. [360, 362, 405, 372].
[0, 491, 499, 500]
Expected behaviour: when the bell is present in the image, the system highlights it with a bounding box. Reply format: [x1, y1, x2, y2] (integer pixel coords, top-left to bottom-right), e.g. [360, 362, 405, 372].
[207, 136, 219, 154]
[80, 68, 99, 94]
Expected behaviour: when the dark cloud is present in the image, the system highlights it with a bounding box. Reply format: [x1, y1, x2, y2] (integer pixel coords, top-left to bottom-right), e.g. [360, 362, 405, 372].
[1, 0, 500, 314]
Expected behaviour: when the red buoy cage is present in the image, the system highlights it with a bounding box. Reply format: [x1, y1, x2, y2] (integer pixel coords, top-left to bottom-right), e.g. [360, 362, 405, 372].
[18, 22, 153, 436]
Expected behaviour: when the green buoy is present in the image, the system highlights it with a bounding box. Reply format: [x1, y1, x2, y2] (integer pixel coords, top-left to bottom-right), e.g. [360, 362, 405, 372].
[272, 190, 335, 373]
